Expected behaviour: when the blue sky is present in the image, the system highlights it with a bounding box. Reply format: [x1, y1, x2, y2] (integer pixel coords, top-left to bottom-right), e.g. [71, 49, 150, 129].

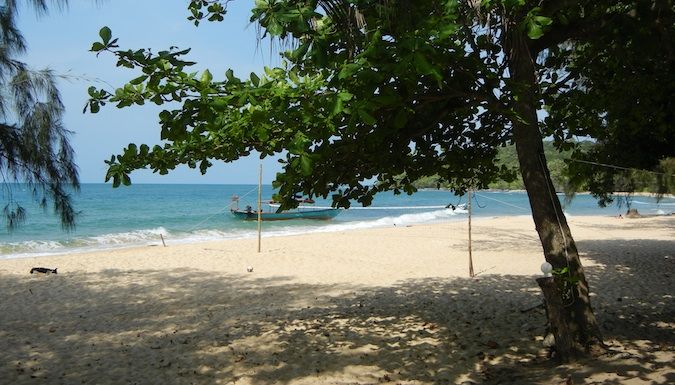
[19, 0, 284, 184]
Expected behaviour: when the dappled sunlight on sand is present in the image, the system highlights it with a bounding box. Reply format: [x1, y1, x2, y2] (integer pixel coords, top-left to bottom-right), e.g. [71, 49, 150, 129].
[0, 215, 673, 384]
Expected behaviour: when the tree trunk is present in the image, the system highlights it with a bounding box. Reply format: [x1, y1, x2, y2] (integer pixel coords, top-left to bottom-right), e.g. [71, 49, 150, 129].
[504, 27, 604, 357]
[537, 276, 576, 362]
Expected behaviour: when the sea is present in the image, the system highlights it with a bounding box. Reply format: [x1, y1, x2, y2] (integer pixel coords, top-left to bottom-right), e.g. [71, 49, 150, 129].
[1, 184, 673, 260]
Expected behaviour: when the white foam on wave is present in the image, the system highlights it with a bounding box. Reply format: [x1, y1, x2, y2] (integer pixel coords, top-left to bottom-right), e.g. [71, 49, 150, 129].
[87, 227, 170, 246]
[0, 208, 467, 259]
[0, 226, 266, 260]
[632, 200, 675, 206]
[167, 228, 258, 245]
[263, 207, 466, 237]
[1, 227, 172, 259]
[1, 239, 66, 254]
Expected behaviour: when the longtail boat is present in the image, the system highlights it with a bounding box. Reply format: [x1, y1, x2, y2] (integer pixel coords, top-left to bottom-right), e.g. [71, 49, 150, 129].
[230, 195, 340, 221]
[231, 206, 341, 221]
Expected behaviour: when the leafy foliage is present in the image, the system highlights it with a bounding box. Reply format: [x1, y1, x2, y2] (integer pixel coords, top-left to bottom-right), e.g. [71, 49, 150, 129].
[86, 2, 522, 209]
[540, 0, 675, 204]
[85, 1, 673, 211]
[0, 0, 79, 230]
[187, 0, 227, 25]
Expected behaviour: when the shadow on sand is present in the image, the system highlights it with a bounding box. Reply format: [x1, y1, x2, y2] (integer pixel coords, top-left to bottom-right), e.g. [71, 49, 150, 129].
[0, 237, 673, 384]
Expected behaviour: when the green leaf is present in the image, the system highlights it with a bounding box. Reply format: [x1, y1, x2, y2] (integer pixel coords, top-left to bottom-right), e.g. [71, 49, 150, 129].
[112, 175, 121, 188]
[533, 16, 553, 26]
[266, 19, 284, 36]
[129, 75, 148, 85]
[225, 69, 235, 82]
[332, 96, 344, 115]
[289, 133, 309, 154]
[358, 109, 377, 125]
[289, 69, 300, 84]
[139, 144, 149, 156]
[527, 23, 545, 39]
[199, 159, 211, 174]
[250, 72, 260, 87]
[339, 63, 361, 79]
[90, 42, 105, 52]
[300, 154, 313, 176]
[337, 92, 353, 101]
[413, 52, 434, 75]
[201, 69, 213, 84]
[291, 41, 310, 60]
[393, 109, 408, 129]
[438, 23, 459, 40]
[99, 26, 112, 45]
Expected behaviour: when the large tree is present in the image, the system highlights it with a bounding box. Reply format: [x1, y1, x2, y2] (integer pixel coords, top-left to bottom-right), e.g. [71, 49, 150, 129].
[0, 0, 79, 230]
[86, 0, 672, 360]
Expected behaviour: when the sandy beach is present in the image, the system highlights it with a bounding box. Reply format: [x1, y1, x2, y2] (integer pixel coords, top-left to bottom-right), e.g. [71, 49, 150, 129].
[0, 214, 673, 384]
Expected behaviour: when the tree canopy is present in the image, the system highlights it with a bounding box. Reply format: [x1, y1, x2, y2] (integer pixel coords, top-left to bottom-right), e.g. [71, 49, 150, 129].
[88, 1, 673, 207]
[540, 0, 674, 204]
[0, 0, 79, 230]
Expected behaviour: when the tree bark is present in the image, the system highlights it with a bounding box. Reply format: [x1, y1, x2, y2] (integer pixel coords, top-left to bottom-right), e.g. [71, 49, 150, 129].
[504, 27, 604, 357]
[537, 276, 576, 362]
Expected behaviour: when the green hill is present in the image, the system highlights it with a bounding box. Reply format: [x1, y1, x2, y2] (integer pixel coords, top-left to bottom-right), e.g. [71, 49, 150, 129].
[413, 141, 593, 191]
[414, 141, 673, 195]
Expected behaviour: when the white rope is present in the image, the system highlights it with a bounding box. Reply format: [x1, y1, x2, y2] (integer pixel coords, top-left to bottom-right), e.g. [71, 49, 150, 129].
[267, 204, 454, 210]
[539, 153, 575, 307]
[473, 192, 529, 211]
[186, 186, 260, 233]
[632, 200, 675, 206]
[568, 158, 675, 177]
[235, 186, 261, 203]
[186, 206, 231, 232]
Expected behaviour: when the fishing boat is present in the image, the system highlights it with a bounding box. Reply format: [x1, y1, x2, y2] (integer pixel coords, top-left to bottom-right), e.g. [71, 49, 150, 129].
[231, 205, 341, 221]
[230, 197, 341, 221]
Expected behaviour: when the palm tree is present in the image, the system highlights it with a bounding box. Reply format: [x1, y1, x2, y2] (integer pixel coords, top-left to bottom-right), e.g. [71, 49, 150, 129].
[0, 0, 79, 230]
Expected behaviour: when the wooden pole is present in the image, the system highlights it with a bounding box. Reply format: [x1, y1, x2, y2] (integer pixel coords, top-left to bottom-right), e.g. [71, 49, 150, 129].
[160, 234, 166, 247]
[468, 190, 474, 278]
[257, 164, 262, 253]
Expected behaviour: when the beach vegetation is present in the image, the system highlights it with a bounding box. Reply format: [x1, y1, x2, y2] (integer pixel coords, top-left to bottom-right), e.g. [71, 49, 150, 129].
[85, 0, 673, 361]
[0, 0, 79, 230]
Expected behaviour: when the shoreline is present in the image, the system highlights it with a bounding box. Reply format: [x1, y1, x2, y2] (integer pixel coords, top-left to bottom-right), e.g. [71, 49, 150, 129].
[3, 189, 674, 261]
[2, 210, 673, 262]
[1, 214, 673, 384]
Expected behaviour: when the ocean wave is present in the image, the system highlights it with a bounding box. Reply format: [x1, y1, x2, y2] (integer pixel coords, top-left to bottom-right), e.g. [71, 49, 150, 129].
[0, 208, 465, 259]
[0, 240, 66, 255]
[265, 207, 466, 237]
[116, 208, 464, 247]
[167, 228, 258, 244]
[632, 200, 675, 206]
[1, 227, 172, 259]
[87, 227, 170, 246]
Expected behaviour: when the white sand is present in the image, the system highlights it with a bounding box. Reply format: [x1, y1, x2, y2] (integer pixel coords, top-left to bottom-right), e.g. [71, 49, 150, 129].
[0, 215, 673, 384]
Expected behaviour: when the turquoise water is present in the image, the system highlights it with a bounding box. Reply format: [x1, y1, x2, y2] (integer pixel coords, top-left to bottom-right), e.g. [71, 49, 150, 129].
[1, 184, 673, 259]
